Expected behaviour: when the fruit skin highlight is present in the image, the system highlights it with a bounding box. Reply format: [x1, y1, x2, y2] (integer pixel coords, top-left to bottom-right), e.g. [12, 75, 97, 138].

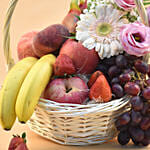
[60, 39, 100, 74]
[44, 77, 89, 104]
[33, 24, 70, 57]
[0, 57, 37, 130]
[62, 0, 81, 33]
[17, 31, 39, 60]
[15, 54, 56, 123]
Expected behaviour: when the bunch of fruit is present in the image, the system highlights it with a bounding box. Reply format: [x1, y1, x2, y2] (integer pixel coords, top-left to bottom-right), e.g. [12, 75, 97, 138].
[96, 54, 150, 146]
[1, 0, 150, 147]
[0, 0, 112, 131]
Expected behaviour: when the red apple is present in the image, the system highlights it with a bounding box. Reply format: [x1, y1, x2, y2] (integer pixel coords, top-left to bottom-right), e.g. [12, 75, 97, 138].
[60, 39, 100, 74]
[44, 77, 89, 104]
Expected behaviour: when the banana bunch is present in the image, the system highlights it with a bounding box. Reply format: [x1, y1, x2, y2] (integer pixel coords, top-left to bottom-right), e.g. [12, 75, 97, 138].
[0, 54, 56, 130]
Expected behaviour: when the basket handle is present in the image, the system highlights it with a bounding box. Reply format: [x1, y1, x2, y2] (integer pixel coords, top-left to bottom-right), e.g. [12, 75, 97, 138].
[3, 0, 150, 72]
[3, 0, 18, 71]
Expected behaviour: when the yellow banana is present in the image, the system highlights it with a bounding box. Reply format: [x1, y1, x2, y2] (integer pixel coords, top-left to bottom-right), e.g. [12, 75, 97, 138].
[15, 54, 56, 123]
[0, 57, 38, 130]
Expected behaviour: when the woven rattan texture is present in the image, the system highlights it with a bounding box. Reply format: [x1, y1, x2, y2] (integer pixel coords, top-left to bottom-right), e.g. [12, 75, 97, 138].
[28, 97, 130, 145]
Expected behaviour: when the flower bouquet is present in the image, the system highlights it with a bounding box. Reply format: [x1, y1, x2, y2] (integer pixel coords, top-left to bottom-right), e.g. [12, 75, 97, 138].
[1, 0, 150, 147]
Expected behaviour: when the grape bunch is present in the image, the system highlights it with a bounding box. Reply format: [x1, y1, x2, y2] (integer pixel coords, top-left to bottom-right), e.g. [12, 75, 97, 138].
[96, 53, 150, 146]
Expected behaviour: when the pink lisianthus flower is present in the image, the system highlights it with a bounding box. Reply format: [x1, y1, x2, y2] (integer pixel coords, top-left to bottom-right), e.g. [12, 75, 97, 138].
[120, 22, 150, 57]
[147, 6, 150, 25]
[115, 0, 136, 11]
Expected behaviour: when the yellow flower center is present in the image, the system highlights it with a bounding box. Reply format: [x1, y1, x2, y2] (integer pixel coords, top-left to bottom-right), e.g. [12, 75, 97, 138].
[96, 23, 112, 36]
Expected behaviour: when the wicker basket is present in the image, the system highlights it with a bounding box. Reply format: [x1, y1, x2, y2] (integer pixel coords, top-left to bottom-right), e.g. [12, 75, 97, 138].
[3, 0, 150, 146]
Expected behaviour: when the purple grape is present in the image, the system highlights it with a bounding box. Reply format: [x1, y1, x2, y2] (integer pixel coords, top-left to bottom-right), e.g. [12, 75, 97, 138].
[108, 66, 121, 78]
[117, 131, 130, 145]
[142, 87, 150, 100]
[135, 80, 145, 89]
[116, 55, 127, 69]
[141, 138, 150, 146]
[129, 127, 144, 142]
[125, 53, 140, 61]
[112, 84, 124, 98]
[130, 96, 143, 111]
[131, 110, 142, 126]
[131, 137, 140, 145]
[141, 103, 149, 115]
[148, 64, 150, 77]
[134, 60, 149, 74]
[146, 79, 150, 86]
[117, 112, 131, 126]
[116, 125, 129, 132]
[124, 82, 141, 96]
[124, 69, 135, 76]
[111, 77, 120, 85]
[103, 57, 116, 66]
[119, 73, 131, 84]
[96, 64, 108, 75]
[145, 128, 150, 139]
[140, 117, 150, 130]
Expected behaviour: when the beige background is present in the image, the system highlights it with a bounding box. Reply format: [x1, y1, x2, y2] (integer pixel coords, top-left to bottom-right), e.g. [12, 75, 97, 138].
[0, 0, 150, 150]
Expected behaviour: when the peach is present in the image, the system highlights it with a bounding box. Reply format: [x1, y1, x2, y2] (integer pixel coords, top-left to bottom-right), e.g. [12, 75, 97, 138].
[17, 31, 38, 60]
[32, 24, 70, 57]
[60, 39, 100, 74]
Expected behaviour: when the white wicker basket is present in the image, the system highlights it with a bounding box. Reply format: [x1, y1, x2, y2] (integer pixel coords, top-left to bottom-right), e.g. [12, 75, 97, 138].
[27, 97, 130, 145]
[3, 0, 149, 146]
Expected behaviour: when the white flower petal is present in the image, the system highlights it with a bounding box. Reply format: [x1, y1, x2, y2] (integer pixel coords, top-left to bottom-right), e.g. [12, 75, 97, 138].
[89, 9, 95, 13]
[95, 4, 106, 19]
[83, 38, 96, 50]
[76, 31, 90, 42]
[76, 3, 126, 59]
[83, 9, 88, 14]
[110, 41, 118, 56]
[95, 43, 101, 52]
[98, 45, 104, 59]
[102, 44, 110, 58]
[105, 5, 114, 20]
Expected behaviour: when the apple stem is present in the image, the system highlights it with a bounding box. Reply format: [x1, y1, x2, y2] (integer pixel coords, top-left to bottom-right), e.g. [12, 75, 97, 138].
[70, 0, 81, 12]
[66, 88, 72, 93]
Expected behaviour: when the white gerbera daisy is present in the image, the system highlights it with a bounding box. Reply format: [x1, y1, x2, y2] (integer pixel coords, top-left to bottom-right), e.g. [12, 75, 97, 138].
[76, 4, 127, 59]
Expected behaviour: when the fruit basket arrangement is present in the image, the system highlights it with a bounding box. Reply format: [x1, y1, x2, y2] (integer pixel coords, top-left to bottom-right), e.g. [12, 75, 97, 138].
[1, 0, 150, 147]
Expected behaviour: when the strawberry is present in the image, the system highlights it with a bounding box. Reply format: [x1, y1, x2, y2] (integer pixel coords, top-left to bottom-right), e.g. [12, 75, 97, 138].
[54, 54, 76, 76]
[87, 71, 103, 88]
[8, 133, 28, 150]
[15, 143, 28, 150]
[89, 74, 112, 103]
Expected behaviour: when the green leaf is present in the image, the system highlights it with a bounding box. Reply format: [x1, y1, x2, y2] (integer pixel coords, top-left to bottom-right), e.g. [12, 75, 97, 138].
[63, 35, 76, 39]
[73, 14, 80, 20]
[22, 132, 26, 139]
[144, 2, 150, 5]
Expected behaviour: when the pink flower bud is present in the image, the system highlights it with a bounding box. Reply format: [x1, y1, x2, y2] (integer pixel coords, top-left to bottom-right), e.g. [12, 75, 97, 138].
[120, 22, 150, 57]
[115, 0, 136, 11]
